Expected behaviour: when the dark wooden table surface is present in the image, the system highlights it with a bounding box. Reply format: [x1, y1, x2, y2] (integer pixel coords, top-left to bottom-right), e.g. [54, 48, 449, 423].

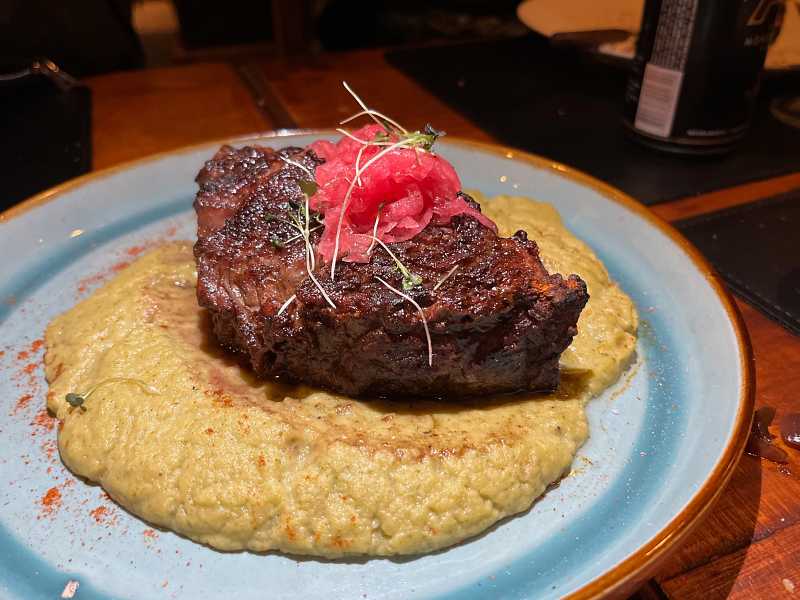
[83, 53, 800, 599]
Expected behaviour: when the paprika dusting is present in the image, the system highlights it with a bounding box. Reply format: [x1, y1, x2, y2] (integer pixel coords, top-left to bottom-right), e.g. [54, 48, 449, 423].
[40, 486, 61, 517]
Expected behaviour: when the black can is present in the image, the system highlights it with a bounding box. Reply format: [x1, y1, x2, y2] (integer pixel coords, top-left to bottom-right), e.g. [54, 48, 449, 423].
[624, 0, 785, 155]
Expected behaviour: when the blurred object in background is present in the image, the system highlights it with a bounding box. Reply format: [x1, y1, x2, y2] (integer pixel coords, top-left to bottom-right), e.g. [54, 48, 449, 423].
[768, 0, 800, 68]
[623, 0, 786, 155]
[132, 0, 181, 67]
[517, 0, 641, 40]
[769, 1, 800, 131]
[272, 0, 313, 56]
[0, 0, 144, 76]
[518, 0, 800, 70]
[772, 94, 800, 129]
[172, 0, 272, 49]
[318, 0, 526, 50]
[0, 60, 91, 210]
[133, 0, 311, 66]
[0, 0, 532, 75]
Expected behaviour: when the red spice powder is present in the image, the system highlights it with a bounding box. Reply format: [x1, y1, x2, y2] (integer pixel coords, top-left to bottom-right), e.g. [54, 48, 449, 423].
[31, 409, 56, 435]
[14, 394, 33, 413]
[76, 272, 108, 294]
[16, 350, 29, 361]
[23, 363, 36, 375]
[40, 486, 62, 516]
[76, 253, 142, 294]
[90, 506, 109, 524]
[205, 428, 214, 435]
[90, 506, 107, 521]
[41, 439, 58, 462]
[126, 245, 146, 257]
[205, 387, 234, 408]
[30, 339, 44, 353]
[143, 529, 158, 539]
[0, 350, 6, 358]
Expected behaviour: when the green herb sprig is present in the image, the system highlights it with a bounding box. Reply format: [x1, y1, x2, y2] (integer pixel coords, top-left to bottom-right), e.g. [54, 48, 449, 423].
[282, 178, 337, 309]
[369, 235, 423, 291]
[374, 275, 433, 367]
[367, 124, 444, 152]
[65, 378, 159, 413]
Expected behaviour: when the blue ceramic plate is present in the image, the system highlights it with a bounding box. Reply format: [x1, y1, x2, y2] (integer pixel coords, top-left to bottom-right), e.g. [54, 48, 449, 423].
[0, 133, 752, 600]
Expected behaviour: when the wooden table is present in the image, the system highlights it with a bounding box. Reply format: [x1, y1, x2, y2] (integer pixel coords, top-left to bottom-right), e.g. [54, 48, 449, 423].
[84, 55, 800, 599]
[84, 62, 272, 168]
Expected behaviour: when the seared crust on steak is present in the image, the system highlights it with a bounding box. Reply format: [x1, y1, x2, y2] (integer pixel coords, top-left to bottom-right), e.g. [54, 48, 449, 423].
[194, 144, 589, 398]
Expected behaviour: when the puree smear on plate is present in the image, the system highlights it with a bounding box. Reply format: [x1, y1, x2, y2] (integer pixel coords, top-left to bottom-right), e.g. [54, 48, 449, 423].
[45, 195, 637, 557]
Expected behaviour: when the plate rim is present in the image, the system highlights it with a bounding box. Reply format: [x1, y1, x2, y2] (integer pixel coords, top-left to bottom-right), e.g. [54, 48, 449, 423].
[0, 130, 755, 599]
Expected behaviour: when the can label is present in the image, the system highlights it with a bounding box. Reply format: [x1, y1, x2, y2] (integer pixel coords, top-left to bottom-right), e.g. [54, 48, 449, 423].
[625, 0, 785, 150]
[633, 0, 697, 137]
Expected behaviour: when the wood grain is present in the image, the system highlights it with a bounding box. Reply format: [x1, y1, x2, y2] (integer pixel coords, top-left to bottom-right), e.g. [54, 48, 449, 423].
[660, 520, 800, 599]
[651, 172, 800, 222]
[85, 62, 271, 170]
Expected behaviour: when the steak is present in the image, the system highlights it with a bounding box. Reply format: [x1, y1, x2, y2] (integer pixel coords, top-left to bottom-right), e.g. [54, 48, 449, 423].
[193, 143, 589, 398]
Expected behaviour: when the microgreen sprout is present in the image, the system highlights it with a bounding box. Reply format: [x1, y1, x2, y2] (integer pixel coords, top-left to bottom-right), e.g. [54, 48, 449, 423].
[330, 137, 429, 280]
[404, 273, 423, 291]
[369, 235, 422, 291]
[65, 377, 159, 412]
[65, 393, 85, 410]
[329, 83, 446, 281]
[279, 155, 315, 179]
[266, 175, 336, 309]
[277, 294, 296, 316]
[283, 225, 322, 246]
[341, 81, 409, 134]
[298, 179, 318, 197]
[423, 123, 445, 141]
[353, 144, 368, 186]
[335, 126, 442, 152]
[340, 108, 409, 135]
[294, 181, 337, 309]
[366, 205, 383, 255]
[374, 276, 433, 367]
[432, 265, 459, 291]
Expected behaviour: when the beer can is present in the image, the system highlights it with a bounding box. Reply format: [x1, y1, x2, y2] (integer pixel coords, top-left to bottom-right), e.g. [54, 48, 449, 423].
[623, 0, 786, 155]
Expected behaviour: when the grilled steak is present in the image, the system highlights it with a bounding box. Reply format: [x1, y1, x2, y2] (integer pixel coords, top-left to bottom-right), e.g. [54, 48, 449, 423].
[193, 143, 589, 398]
